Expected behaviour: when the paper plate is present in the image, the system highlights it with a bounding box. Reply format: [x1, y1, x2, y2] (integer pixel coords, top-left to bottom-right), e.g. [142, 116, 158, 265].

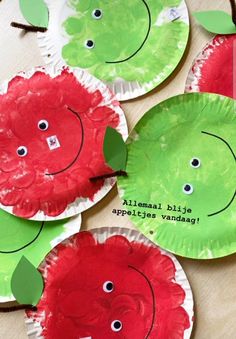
[25, 227, 194, 339]
[37, 0, 190, 101]
[118, 93, 236, 259]
[0, 66, 127, 221]
[0, 208, 81, 302]
[185, 34, 236, 99]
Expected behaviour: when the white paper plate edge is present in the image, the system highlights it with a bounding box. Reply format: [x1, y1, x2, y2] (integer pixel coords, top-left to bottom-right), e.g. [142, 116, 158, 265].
[37, 0, 190, 101]
[25, 227, 194, 339]
[0, 66, 128, 221]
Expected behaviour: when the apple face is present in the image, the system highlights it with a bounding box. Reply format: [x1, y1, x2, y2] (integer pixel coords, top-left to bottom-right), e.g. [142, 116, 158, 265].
[38, 0, 189, 100]
[186, 35, 236, 99]
[0, 68, 127, 220]
[0, 209, 81, 301]
[118, 93, 236, 259]
[26, 229, 193, 339]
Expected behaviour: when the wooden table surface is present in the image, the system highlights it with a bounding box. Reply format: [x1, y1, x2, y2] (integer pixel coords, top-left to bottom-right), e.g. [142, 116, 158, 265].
[0, 1, 235, 338]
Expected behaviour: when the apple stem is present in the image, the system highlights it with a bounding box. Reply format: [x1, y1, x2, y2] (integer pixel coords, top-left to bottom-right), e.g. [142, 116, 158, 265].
[0, 304, 37, 312]
[11, 22, 47, 33]
[90, 170, 128, 182]
[230, 0, 236, 25]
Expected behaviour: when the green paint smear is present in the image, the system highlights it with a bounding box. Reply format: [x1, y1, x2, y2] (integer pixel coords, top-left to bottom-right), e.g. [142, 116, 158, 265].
[118, 93, 236, 259]
[0, 209, 66, 299]
[62, 0, 189, 85]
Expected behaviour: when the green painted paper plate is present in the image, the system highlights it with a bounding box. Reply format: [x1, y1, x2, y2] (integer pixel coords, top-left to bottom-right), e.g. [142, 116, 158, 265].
[118, 93, 236, 259]
[38, 0, 189, 101]
[0, 209, 81, 302]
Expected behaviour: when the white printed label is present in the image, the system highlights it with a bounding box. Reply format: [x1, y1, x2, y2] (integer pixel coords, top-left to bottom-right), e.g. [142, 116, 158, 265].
[168, 8, 181, 21]
[46, 135, 61, 150]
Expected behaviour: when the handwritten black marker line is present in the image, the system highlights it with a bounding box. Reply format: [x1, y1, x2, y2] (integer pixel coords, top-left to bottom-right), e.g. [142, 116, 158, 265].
[202, 131, 236, 217]
[128, 265, 155, 338]
[0, 222, 45, 254]
[105, 0, 151, 64]
[46, 107, 84, 176]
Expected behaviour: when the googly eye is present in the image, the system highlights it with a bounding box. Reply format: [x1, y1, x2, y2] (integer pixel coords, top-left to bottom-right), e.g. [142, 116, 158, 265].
[38, 120, 49, 131]
[190, 157, 201, 168]
[111, 320, 122, 332]
[85, 39, 95, 49]
[103, 281, 114, 293]
[183, 184, 194, 195]
[17, 146, 28, 157]
[92, 9, 103, 19]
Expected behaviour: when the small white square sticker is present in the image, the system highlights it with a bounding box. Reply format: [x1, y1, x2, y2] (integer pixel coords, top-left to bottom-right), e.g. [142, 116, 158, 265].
[46, 135, 61, 150]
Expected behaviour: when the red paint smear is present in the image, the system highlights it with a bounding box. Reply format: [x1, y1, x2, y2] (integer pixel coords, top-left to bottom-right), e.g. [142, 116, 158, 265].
[197, 35, 236, 99]
[0, 70, 120, 217]
[27, 233, 190, 339]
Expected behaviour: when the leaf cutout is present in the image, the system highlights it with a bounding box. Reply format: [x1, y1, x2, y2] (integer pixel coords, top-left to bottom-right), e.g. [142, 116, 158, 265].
[104, 127, 127, 171]
[19, 0, 49, 28]
[193, 11, 236, 35]
[11, 256, 44, 306]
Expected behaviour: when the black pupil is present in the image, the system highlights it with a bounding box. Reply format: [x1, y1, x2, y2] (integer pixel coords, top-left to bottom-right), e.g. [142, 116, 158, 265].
[39, 122, 47, 130]
[184, 185, 191, 192]
[87, 40, 94, 47]
[18, 148, 25, 156]
[106, 282, 113, 291]
[114, 321, 121, 329]
[192, 159, 199, 167]
[94, 9, 101, 17]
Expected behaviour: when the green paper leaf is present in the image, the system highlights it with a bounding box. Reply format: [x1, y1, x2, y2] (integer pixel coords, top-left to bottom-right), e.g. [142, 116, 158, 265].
[19, 0, 49, 28]
[104, 127, 127, 171]
[11, 256, 44, 306]
[193, 11, 236, 35]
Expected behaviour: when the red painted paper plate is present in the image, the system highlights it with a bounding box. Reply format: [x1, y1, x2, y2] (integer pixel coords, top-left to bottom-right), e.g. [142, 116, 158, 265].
[185, 34, 236, 99]
[0, 67, 127, 220]
[25, 228, 194, 339]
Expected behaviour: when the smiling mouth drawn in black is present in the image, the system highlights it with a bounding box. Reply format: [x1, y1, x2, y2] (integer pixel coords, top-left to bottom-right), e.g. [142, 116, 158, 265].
[105, 0, 151, 64]
[46, 107, 84, 176]
[202, 131, 236, 217]
[0, 221, 45, 254]
[128, 265, 155, 338]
